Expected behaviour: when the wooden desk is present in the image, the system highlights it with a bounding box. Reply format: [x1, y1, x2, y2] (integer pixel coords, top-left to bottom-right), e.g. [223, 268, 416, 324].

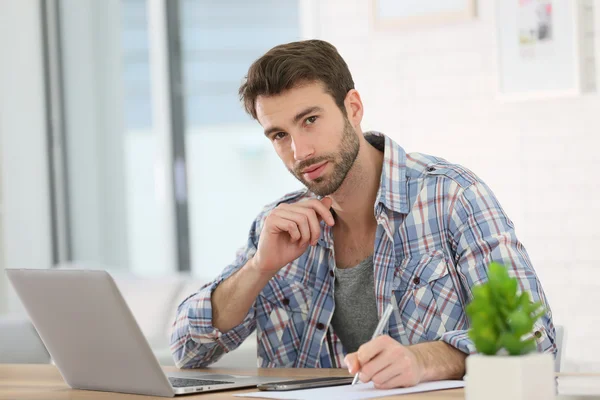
[0, 364, 465, 399]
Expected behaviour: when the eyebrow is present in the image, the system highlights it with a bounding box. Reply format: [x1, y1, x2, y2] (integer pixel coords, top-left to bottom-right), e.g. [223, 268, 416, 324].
[263, 106, 324, 137]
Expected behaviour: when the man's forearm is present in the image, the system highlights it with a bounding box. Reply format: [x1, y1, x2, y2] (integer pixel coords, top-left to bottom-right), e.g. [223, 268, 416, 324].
[410, 341, 467, 382]
[211, 257, 274, 333]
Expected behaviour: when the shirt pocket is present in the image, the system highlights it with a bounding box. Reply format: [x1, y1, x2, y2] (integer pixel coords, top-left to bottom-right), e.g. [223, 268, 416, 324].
[394, 250, 461, 341]
[256, 279, 313, 367]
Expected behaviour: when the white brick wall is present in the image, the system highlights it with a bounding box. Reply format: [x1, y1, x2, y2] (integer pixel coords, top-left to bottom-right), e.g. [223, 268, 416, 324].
[310, 0, 600, 369]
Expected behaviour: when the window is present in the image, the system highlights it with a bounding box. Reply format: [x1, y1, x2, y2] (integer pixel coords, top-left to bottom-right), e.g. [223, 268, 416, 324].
[180, 0, 303, 278]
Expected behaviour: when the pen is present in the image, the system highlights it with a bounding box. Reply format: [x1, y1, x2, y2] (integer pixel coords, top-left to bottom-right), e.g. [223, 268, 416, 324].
[351, 302, 395, 385]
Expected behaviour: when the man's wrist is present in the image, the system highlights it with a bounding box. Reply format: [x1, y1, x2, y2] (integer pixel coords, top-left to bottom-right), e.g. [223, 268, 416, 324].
[408, 341, 466, 382]
[245, 256, 277, 283]
[408, 344, 429, 382]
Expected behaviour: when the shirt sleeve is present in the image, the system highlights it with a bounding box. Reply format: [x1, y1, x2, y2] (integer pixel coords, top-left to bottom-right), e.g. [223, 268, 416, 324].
[169, 219, 260, 369]
[440, 181, 557, 357]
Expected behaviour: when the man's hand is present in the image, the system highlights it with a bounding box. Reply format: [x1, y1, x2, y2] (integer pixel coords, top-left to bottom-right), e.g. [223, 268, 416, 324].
[344, 336, 424, 389]
[252, 197, 335, 276]
[211, 197, 334, 333]
[344, 336, 467, 389]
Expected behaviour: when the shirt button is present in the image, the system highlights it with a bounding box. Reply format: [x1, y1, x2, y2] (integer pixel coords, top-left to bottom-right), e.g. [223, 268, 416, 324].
[534, 331, 542, 339]
[427, 166, 436, 172]
[413, 277, 421, 285]
[316, 323, 325, 330]
[282, 298, 290, 306]
[329, 270, 334, 277]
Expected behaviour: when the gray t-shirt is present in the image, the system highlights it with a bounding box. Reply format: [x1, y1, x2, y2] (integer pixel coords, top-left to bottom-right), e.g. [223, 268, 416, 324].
[330, 255, 379, 354]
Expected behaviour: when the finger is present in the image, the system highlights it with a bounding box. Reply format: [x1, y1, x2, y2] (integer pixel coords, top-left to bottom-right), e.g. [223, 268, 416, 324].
[273, 209, 312, 245]
[373, 349, 419, 389]
[320, 196, 333, 210]
[279, 206, 321, 244]
[375, 371, 414, 390]
[357, 335, 394, 366]
[358, 351, 395, 383]
[370, 363, 402, 388]
[344, 353, 360, 374]
[269, 215, 301, 242]
[296, 199, 334, 226]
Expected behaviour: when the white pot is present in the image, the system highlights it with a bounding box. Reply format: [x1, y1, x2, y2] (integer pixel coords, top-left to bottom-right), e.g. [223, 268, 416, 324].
[465, 353, 555, 400]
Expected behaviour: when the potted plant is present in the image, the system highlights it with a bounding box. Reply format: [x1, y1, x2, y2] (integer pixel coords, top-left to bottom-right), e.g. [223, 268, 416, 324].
[465, 262, 555, 400]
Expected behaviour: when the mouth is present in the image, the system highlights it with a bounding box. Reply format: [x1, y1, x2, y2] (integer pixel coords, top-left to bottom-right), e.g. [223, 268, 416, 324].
[301, 161, 328, 181]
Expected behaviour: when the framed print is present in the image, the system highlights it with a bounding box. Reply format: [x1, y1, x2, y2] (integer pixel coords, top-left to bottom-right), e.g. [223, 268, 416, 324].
[496, 0, 597, 101]
[372, 0, 477, 30]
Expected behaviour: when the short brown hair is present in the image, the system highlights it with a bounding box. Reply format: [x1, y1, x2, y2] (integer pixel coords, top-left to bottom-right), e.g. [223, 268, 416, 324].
[239, 40, 355, 119]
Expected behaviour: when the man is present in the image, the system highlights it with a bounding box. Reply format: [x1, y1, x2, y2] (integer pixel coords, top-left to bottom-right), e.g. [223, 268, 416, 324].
[171, 40, 556, 388]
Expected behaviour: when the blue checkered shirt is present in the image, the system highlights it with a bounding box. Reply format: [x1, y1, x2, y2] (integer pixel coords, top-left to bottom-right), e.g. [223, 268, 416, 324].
[171, 132, 556, 368]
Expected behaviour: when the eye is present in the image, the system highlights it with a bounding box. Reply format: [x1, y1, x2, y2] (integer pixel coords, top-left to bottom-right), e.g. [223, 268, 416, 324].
[273, 132, 288, 141]
[305, 116, 318, 125]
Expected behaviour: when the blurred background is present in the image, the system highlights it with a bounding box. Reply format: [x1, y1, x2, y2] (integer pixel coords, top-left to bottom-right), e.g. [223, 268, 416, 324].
[0, 0, 598, 370]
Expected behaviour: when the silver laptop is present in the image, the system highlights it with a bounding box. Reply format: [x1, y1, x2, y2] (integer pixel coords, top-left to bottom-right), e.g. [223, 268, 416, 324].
[6, 268, 285, 397]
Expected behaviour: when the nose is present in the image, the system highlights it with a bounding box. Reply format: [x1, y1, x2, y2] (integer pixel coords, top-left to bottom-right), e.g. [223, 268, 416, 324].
[291, 133, 315, 161]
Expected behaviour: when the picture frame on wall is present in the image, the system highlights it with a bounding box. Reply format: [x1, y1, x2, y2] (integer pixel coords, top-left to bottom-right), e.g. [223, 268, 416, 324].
[372, 0, 477, 30]
[496, 0, 597, 101]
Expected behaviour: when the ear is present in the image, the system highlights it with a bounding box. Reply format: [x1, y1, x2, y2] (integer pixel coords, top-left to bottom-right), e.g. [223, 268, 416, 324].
[343, 89, 364, 127]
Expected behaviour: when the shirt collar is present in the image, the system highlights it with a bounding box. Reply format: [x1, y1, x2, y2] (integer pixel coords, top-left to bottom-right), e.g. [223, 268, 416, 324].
[365, 131, 410, 215]
[317, 131, 410, 249]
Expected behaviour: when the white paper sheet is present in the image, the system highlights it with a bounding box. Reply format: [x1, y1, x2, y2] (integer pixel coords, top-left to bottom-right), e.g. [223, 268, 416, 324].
[235, 380, 465, 400]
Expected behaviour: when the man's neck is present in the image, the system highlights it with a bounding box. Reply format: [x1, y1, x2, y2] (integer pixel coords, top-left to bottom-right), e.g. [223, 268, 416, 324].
[329, 135, 384, 232]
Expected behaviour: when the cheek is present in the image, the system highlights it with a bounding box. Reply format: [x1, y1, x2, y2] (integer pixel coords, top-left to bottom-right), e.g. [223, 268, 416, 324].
[317, 126, 341, 147]
[274, 143, 294, 165]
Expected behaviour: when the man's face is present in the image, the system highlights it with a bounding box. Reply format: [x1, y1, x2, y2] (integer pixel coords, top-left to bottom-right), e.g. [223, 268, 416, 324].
[255, 82, 360, 196]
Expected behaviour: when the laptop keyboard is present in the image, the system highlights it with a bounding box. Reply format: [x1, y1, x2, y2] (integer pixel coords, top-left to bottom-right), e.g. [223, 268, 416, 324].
[168, 377, 234, 388]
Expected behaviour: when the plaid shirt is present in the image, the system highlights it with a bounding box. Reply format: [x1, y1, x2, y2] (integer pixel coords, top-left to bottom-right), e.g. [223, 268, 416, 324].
[171, 132, 556, 369]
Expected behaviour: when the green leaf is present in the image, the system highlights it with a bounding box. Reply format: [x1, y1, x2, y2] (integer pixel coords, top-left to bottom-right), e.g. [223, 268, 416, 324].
[520, 338, 537, 355]
[508, 310, 533, 336]
[499, 333, 524, 356]
[518, 292, 532, 308]
[469, 327, 499, 355]
[489, 262, 510, 282]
